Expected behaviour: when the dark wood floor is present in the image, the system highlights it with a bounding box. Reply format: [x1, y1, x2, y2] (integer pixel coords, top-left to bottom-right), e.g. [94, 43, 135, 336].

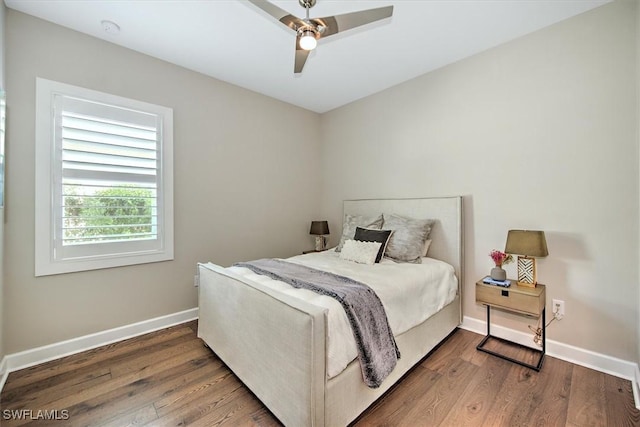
[1, 321, 639, 426]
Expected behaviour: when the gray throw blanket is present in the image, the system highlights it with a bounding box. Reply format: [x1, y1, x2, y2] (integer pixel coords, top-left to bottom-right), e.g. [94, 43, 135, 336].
[233, 258, 400, 388]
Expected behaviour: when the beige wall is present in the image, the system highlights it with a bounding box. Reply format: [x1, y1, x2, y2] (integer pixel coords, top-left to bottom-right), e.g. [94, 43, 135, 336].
[3, 0, 639, 366]
[321, 0, 638, 361]
[4, 11, 322, 353]
[0, 1, 5, 362]
[637, 0, 640, 368]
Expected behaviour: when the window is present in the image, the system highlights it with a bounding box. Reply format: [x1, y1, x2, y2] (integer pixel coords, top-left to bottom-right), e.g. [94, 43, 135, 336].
[35, 78, 173, 276]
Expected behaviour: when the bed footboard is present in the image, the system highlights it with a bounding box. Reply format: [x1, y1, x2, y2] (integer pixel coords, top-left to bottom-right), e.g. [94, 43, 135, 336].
[197, 262, 327, 426]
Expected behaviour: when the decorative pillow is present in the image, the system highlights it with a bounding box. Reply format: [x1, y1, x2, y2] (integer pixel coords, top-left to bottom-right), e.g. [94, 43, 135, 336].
[339, 239, 382, 265]
[354, 227, 393, 263]
[335, 214, 384, 252]
[423, 239, 433, 257]
[382, 214, 435, 263]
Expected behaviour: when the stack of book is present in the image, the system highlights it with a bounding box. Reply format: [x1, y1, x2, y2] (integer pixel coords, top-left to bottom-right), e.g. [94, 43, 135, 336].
[482, 276, 511, 287]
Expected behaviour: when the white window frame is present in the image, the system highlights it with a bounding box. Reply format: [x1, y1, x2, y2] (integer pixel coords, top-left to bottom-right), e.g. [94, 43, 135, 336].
[35, 78, 174, 276]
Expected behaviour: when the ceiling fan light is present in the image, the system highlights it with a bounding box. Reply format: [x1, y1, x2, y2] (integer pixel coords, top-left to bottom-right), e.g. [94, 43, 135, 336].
[299, 30, 317, 51]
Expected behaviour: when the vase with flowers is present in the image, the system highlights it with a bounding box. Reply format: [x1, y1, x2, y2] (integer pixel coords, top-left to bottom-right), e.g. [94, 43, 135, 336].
[489, 249, 513, 281]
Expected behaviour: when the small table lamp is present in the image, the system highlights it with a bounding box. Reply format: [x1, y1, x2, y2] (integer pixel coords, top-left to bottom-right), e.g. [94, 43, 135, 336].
[505, 230, 548, 288]
[310, 221, 330, 251]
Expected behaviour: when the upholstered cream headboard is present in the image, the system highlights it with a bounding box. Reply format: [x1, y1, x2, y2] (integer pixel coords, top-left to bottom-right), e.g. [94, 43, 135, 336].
[343, 197, 464, 290]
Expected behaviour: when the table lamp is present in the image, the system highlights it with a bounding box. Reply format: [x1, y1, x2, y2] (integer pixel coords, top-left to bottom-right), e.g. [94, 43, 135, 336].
[310, 221, 330, 251]
[504, 230, 548, 288]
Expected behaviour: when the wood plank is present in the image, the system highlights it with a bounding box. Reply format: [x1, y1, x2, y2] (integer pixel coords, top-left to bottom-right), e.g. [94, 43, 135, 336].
[479, 335, 542, 367]
[421, 329, 482, 373]
[480, 356, 546, 425]
[188, 386, 265, 427]
[566, 365, 607, 426]
[439, 355, 510, 426]
[355, 365, 441, 425]
[3, 324, 194, 391]
[151, 371, 246, 427]
[508, 357, 572, 426]
[247, 406, 282, 427]
[1, 366, 112, 409]
[153, 361, 229, 417]
[5, 345, 207, 425]
[99, 404, 159, 427]
[108, 335, 206, 378]
[604, 374, 640, 426]
[483, 355, 572, 427]
[2, 323, 639, 427]
[359, 358, 478, 426]
[404, 358, 480, 426]
[65, 349, 216, 427]
[456, 330, 490, 367]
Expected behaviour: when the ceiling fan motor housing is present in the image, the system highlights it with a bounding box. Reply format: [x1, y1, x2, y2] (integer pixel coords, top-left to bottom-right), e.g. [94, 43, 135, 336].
[299, 0, 316, 9]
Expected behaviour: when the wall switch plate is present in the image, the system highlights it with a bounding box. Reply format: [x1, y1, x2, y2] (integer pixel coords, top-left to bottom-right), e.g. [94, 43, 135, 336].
[194, 274, 199, 287]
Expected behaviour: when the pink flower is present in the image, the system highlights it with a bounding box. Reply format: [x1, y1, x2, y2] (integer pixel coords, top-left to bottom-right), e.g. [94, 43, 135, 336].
[489, 250, 513, 267]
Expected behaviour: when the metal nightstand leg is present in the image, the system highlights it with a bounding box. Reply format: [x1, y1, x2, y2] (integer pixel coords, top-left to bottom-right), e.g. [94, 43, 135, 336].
[476, 305, 545, 371]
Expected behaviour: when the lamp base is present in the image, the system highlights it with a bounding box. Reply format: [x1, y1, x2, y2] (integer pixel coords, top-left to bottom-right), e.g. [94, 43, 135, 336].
[314, 236, 326, 251]
[517, 256, 537, 288]
[517, 281, 537, 288]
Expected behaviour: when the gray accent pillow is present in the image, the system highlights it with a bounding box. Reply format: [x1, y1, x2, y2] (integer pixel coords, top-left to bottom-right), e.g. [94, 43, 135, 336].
[335, 214, 384, 252]
[382, 214, 435, 263]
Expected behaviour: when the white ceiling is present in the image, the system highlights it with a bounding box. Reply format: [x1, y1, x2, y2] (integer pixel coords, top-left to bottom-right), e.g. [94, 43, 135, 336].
[5, 0, 610, 113]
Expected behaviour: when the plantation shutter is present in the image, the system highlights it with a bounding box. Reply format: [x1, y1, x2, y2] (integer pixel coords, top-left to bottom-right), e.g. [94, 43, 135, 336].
[52, 95, 165, 259]
[35, 78, 173, 276]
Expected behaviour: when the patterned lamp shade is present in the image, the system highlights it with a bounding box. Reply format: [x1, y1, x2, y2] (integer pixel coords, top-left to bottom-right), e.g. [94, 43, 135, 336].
[505, 230, 548, 287]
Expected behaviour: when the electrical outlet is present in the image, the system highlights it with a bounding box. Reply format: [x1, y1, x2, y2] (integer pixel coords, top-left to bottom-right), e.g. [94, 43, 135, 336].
[194, 274, 199, 287]
[552, 299, 565, 320]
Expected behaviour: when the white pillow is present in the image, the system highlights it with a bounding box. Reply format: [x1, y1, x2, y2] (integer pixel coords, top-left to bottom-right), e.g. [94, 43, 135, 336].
[339, 239, 382, 265]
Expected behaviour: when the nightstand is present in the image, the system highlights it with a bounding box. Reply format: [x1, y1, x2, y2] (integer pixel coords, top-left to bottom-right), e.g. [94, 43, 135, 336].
[475, 279, 546, 371]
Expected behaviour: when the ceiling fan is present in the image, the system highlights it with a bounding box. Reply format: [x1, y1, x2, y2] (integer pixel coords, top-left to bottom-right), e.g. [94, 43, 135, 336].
[248, 0, 394, 74]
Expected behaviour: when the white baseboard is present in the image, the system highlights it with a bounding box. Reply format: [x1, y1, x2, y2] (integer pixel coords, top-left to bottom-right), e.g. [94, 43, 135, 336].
[461, 316, 640, 390]
[2, 310, 638, 409]
[634, 365, 640, 410]
[0, 307, 198, 391]
[0, 355, 8, 392]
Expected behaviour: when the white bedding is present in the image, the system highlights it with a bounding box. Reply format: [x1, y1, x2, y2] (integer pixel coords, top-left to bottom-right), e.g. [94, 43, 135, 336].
[229, 249, 458, 379]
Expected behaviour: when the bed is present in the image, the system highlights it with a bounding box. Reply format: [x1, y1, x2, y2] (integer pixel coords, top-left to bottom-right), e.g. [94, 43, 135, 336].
[197, 196, 464, 426]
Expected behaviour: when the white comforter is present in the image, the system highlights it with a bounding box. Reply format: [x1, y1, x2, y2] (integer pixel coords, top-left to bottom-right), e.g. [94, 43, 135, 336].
[229, 250, 458, 378]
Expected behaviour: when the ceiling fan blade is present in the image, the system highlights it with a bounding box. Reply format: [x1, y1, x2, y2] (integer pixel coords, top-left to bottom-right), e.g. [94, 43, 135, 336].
[294, 37, 310, 74]
[247, 0, 304, 31]
[316, 5, 393, 38]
